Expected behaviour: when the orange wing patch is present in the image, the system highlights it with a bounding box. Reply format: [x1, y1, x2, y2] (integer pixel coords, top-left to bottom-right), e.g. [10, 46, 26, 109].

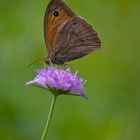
[46, 10, 71, 49]
[44, 0, 75, 50]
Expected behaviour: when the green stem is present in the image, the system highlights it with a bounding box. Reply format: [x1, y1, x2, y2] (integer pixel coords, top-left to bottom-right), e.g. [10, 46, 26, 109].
[41, 95, 57, 140]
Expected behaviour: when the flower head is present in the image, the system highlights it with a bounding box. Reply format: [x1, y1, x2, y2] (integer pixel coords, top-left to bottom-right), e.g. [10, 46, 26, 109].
[26, 66, 87, 99]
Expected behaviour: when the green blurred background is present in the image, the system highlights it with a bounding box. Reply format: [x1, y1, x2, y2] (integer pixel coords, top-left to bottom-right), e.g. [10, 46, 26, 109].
[0, 0, 140, 140]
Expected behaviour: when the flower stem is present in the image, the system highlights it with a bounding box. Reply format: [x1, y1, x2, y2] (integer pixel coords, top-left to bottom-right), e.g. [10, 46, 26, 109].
[41, 95, 57, 140]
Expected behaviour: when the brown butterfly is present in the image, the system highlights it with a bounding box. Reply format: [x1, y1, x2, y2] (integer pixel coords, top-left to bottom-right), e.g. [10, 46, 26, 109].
[44, 0, 101, 65]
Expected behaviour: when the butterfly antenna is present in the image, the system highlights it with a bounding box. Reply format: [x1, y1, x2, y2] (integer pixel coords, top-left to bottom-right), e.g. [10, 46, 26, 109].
[26, 58, 44, 68]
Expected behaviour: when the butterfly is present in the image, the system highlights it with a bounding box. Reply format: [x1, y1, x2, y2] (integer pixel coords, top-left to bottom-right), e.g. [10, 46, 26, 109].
[44, 0, 101, 65]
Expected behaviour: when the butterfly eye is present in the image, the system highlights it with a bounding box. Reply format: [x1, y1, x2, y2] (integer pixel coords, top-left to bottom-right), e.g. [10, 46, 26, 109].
[73, 22, 76, 25]
[53, 11, 59, 17]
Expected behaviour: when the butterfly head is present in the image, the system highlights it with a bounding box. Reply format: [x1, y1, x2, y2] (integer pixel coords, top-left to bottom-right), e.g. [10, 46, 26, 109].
[44, 57, 64, 65]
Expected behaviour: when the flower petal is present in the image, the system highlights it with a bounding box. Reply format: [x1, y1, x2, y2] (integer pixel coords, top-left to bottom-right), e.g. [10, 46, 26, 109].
[80, 92, 88, 100]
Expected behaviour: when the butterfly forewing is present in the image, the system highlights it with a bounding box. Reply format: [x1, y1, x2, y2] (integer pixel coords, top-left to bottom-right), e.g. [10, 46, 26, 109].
[44, 0, 75, 50]
[49, 16, 101, 64]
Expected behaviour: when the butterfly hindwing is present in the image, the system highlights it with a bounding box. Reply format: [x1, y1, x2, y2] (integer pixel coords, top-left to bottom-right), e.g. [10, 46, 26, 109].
[49, 16, 101, 64]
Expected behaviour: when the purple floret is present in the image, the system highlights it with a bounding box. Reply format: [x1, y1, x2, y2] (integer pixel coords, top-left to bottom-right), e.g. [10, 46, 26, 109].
[26, 66, 87, 98]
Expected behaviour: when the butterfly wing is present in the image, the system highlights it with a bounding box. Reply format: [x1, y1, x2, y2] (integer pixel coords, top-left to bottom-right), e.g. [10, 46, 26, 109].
[44, 0, 75, 50]
[49, 16, 101, 64]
